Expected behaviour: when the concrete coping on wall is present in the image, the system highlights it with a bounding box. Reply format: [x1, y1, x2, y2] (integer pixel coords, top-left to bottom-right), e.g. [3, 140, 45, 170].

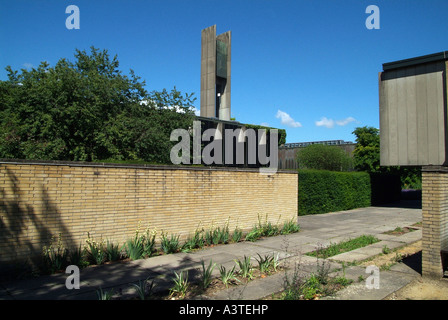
[0, 158, 298, 174]
[421, 165, 448, 173]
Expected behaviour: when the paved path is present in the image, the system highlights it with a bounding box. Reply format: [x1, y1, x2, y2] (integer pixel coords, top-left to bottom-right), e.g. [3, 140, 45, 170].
[0, 201, 422, 300]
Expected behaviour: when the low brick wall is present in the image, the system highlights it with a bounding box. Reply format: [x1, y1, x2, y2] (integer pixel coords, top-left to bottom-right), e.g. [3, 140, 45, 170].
[0, 159, 297, 269]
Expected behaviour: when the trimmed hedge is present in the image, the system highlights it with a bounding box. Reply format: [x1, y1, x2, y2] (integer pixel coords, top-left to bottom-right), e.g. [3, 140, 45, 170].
[298, 170, 371, 215]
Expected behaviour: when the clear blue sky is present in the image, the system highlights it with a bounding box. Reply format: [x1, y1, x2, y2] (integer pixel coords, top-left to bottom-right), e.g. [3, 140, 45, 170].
[1, 0, 447, 144]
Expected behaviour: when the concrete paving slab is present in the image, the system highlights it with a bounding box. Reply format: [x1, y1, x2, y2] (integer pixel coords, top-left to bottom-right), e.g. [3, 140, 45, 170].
[329, 251, 372, 263]
[394, 229, 422, 242]
[323, 269, 416, 300]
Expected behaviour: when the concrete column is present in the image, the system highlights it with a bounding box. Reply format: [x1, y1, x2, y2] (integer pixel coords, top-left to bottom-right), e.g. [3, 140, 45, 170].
[217, 31, 231, 121]
[422, 167, 448, 278]
[200, 25, 217, 118]
[200, 25, 231, 120]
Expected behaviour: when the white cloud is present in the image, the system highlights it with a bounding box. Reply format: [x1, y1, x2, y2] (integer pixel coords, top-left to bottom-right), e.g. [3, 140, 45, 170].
[336, 117, 356, 126]
[316, 116, 357, 128]
[315, 117, 335, 128]
[192, 107, 201, 116]
[276, 110, 302, 128]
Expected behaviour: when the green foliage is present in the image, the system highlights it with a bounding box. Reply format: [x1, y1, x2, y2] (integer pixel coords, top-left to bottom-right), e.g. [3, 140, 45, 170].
[41, 233, 69, 273]
[182, 229, 205, 252]
[124, 224, 157, 260]
[199, 260, 216, 290]
[130, 276, 155, 300]
[235, 256, 254, 279]
[245, 214, 300, 241]
[169, 270, 189, 299]
[231, 227, 243, 243]
[352, 126, 381, 172]
[96, 287, 115, 300]
[160, 232, 180, 254]
[255, 253, 279, 274]
[85, 233, 106, 265]
[297, 144, 353, 171]
[298, 170, 371, 215]
[282, 263, 352, 300]
[219, 265, 239, 288]
[105, 240, 122, 262]
[0, 47, 196, 163]
[68, 244, 88, 269]
[352, 126, 422, 190]
[307, 235, 380, 258]
[280, 219, 301, 235]
[244, 124, 287, 146]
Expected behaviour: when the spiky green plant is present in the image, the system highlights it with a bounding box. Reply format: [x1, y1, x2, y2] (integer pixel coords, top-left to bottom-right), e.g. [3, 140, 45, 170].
[169, 270, 189, 299]
[219, 265, 239, 288]
[199, 260, 216, 290]
[235, 255, 254, 279]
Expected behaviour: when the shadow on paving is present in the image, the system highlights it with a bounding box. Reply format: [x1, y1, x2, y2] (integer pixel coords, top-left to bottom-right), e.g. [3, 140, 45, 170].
[400, 250, 422, 275]
[374, 199, 422, 210]
[1, 252, 204, 300]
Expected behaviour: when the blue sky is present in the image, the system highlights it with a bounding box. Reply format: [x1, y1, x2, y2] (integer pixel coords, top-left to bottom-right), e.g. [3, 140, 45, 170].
[1, 0, 447, 144]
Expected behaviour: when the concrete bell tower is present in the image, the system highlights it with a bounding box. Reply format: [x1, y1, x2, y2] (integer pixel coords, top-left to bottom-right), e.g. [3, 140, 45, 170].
[200, 25, 231, 120]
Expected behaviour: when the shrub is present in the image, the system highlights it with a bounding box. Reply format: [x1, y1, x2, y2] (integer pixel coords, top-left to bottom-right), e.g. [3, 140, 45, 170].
[297, 144, 353, 171]
[298, 169, 371, 215]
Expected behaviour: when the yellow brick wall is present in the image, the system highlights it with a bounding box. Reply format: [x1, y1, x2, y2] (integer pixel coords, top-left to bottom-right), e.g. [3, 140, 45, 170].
[0, 160, 298, 267]
[422, 169, 448, 278]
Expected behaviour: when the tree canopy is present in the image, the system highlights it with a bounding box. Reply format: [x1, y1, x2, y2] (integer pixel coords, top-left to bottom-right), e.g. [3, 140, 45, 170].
[352, 126, 381, 172]
[352, 126, 421, 189]
[0, 47, 196, 163]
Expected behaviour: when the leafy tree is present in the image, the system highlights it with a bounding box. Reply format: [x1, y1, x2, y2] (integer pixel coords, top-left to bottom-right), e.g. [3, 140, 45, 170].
[352, 126, 421, 189]
[296, 143, 353, 171]
[0, 47, 196, 163]
[352, 126, 381, 172]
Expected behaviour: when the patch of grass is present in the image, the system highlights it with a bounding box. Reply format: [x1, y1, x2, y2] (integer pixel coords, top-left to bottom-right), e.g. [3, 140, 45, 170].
[382, 245, 392, 254]
[384, 226, 416, 236]
[282, 270, 352, 300]
[306, 235, 380, 258]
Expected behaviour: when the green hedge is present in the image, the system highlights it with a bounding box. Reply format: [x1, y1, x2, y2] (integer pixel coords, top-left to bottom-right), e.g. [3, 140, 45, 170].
[298, 170, 371, 215]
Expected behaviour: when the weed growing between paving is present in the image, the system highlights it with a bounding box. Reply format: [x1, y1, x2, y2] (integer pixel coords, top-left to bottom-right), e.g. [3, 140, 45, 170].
[306, 235, 380, 258]
[281, 254, 353, 300]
